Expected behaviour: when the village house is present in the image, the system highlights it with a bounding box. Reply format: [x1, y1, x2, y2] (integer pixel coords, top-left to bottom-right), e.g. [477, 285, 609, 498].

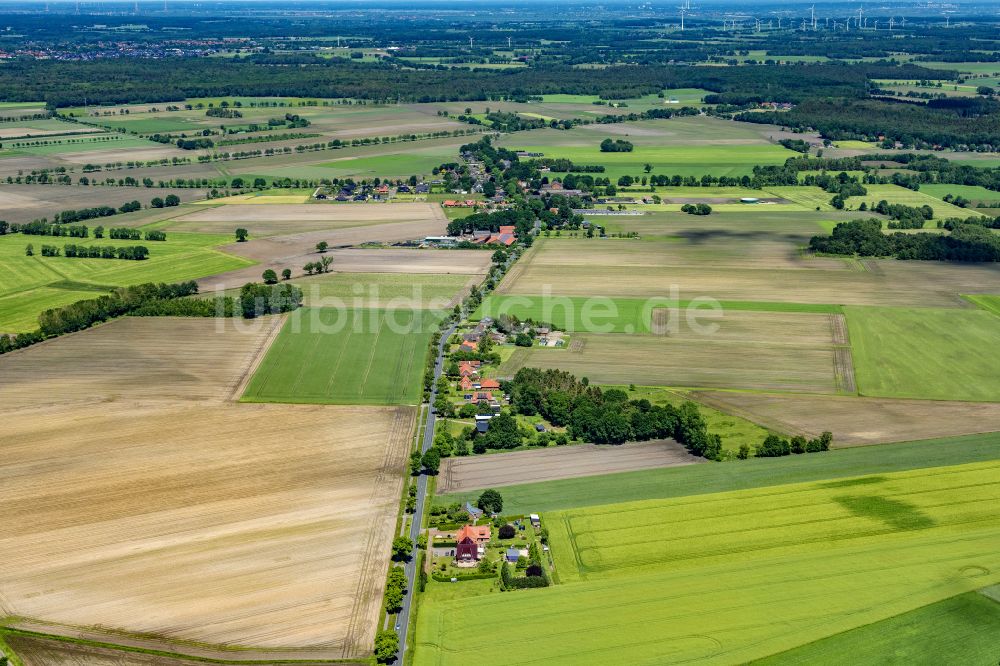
[454, 524, 491, 565]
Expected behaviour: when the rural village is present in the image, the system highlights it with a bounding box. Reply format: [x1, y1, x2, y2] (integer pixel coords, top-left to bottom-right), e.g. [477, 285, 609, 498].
[1, 3, 1000, 665]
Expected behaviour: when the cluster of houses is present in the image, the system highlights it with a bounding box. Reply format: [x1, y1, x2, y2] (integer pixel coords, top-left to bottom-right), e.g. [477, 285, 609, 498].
[456, 359, 504, 419]
[315, 181, 430, 202]
[424, 224, 517, 248]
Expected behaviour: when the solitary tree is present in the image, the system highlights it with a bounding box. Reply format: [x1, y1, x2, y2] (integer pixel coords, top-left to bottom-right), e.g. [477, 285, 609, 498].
[281, 268, 292, 281]
[374, 630, 399, 664]
[421, 447, 441, 475]
[477, 488, 503, 514]
[150, 196, 164, 208]
[320, 255, 333, 273]
[391, 536, 413, 561]
[164, 194, 181, 207]
[25, 243, 33, 256]
[235, 227, 249, 242]
[316, 240, 329, 253]
[262, 269, 278, 284]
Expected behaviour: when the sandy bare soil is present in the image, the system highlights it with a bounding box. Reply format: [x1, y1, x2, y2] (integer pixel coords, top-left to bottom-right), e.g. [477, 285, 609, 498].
[199, 247, 490, 293]
[175, 202, 443, 225]
[0, 316, 283, 410]
[0, 186, 211, 225]
[437, 440, 702, 494]
[4, 629, 361, 666]
[0, 127, 97, 139]
[0, 401, 413, 656]
[0, 314, 415, 658]
[691, 391, 1000, 446]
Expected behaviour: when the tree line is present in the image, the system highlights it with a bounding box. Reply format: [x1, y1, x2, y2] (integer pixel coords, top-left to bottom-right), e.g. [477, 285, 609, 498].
[810, 218, 1000, 262]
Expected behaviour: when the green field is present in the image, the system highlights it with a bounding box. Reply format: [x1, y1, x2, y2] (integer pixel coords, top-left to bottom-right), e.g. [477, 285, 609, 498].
[418, 461, 1000, 665]
[919, 183, 1000, 205]
[846, 306, 1000, 402]
[87, 116, 203, 133]
[756, 592, 1000, 665]
[0, 284, 112, 333]
[11, 134, 161, 155]
[964, 294, 1000, 317]
[242, 307, 443, 405]
[437, 431, 1000, 514]
[292, 272, 470, 309]
[0, 232, 251, 332]
[499, 117, 795, 179]
[856, 184, 981, 220]
[473, 295, 842, 332]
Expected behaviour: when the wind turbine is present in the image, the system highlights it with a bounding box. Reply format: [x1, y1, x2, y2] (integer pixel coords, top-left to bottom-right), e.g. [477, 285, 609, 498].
[888, 17, 895, 31]
[754, 18, 761, 32]
[679, 6, 686, 31]
[810, 5, 816, 30]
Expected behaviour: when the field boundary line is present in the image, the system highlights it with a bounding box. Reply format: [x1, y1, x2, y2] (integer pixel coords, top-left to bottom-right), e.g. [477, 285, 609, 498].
[229, 313, 287, 402]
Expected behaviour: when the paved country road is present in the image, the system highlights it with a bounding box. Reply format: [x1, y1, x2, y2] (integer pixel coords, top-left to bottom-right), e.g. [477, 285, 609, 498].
[396, 320, 457, 663]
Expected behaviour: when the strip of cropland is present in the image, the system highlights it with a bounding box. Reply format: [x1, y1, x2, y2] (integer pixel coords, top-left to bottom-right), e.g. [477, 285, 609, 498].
[242, 306, 444, 405]
[416, 461, 1000, 665]
[436, 431, 1000, 514]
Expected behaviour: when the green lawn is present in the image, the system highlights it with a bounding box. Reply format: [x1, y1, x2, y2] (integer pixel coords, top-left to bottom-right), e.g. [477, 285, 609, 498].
[436, 431, 1000, 514]
[416, 461, 1000, 665]
[473, 295, 842, 333]
[292, 272, 470, 309]
[0, 232, 251, 332]
[241, 307, 443, 405]
[846, 306, 1000, 402]
[756, 592, 1000, 665]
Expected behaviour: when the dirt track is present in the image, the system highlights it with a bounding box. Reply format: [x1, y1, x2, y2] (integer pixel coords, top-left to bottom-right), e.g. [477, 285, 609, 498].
[437, 440, 703, 494]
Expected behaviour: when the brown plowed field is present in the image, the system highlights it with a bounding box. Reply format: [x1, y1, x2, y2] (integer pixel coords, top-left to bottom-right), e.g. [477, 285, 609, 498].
[437, 440, 702, 494]
[690, 391, 1000, 446]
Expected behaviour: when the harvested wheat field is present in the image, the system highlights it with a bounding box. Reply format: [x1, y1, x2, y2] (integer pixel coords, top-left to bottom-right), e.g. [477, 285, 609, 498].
[199, 247, 490, 293]
[0, 316, 283, 410]
[0, 401, 414, 657]
[690, 391, 1000, 446]
[500, 311, 848, 394]
[498, 239, 1000, 308]
[0, 314, 416, 660]
[167, 202, 445, 235]
[437, 440, 702, 494]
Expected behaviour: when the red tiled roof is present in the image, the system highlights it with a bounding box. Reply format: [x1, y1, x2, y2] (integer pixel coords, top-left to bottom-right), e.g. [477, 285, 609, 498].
[479, 379, 501, 390]
[457, 525, 491, 541]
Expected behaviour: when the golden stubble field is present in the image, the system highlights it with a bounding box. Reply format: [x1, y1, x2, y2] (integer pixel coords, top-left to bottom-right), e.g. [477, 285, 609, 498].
[0, 317, 415, 659]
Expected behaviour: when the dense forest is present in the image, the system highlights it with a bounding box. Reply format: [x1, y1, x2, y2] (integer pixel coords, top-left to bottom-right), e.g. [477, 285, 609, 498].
[0, 59, 949, 108]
